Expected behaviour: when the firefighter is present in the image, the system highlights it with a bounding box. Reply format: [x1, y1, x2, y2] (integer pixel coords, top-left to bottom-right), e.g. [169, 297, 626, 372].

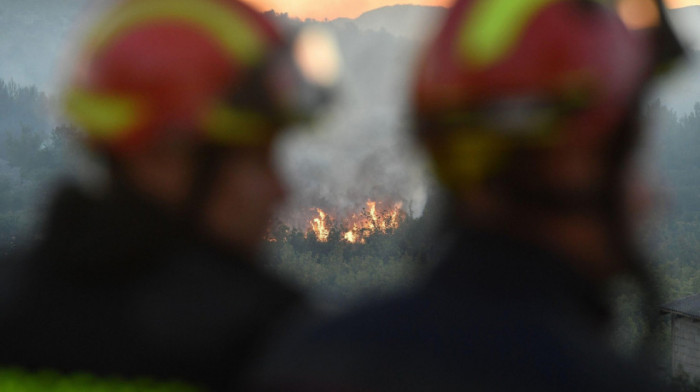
[253, 0, 681, 390]
[0, 0, 334, 390]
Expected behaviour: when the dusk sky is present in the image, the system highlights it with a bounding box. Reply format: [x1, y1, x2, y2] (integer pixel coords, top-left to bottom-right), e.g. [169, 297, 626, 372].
[666, 0, 700, 8]
[243, 0, 700, 20]
[245, 0, 451, 20]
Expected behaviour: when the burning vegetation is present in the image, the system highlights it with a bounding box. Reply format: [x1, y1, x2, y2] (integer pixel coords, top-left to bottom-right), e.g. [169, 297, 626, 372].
[263, 196, 442, 307]
[313, 200, 405, 244]
[268, 200, 407, 244]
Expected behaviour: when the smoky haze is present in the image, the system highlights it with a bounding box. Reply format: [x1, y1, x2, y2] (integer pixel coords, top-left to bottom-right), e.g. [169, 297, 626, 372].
[0, 0, 91, 92]
[2, 2, 700, 233]
[268, 6, 445, 228]
[0, 1, 447, 234]
[271, 6, 446, 227]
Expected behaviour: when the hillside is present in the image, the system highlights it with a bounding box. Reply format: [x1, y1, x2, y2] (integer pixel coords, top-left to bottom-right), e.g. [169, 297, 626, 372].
[353, 5, 446, 41]
[0, 2, 448, 91]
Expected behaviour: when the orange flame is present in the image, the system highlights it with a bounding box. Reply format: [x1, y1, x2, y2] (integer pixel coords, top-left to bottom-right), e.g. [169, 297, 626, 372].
[293, 200, 406, 244]
[343, 225, 358, 243]
[341, 200, 405, 244]
[310, 208, 330, 242]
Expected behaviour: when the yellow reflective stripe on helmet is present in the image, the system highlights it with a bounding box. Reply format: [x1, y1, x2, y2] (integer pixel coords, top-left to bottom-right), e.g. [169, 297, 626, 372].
[65, 89, 141, 140]
[203, 105, 273, 145]
[88, 0, 266, 65]
[458, 0, 557, 67]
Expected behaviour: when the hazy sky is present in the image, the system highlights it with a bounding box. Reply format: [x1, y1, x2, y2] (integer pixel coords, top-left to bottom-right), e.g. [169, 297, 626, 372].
[244, 1, 700, 20]
[666, 0, 700, 8]
[245, 0, 451, 20]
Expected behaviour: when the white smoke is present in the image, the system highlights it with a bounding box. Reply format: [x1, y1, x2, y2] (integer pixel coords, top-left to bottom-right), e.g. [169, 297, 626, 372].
[272, 9, 446, 228]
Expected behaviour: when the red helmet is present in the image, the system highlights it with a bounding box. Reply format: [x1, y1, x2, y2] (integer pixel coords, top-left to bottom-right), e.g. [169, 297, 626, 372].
[63, 0, 334, 154]
[413, 0, 653, 190]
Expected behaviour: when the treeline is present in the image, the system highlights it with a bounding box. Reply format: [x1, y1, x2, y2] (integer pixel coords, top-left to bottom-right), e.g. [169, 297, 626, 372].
[0, 74, 81, 251]
[605, 101, 700, 359]
[0, 125, 77, 253]
[262, 200, 444, 306]
[642, 101, 700, 302]
[0, 79, 51, 138]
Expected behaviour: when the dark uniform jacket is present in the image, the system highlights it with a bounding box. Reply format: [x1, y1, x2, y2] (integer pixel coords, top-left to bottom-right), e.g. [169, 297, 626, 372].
[255, 226, 667, 391]
[0, 184, 301, 391]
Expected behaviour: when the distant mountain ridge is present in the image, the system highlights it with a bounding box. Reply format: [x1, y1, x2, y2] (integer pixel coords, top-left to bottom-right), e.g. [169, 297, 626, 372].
[1, 2, 698, 102]
[352, 5, 447, 40]
[0, 2, 445, 91]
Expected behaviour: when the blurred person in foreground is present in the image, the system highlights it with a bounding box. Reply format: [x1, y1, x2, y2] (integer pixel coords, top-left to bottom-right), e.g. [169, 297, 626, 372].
[253, 0, 684, 390]
[0, 0, 336, 390]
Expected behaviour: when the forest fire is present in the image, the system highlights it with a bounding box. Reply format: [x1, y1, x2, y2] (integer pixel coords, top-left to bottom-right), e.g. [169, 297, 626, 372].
[308, 200, 406, 244]
[310, 209, 330, 242]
